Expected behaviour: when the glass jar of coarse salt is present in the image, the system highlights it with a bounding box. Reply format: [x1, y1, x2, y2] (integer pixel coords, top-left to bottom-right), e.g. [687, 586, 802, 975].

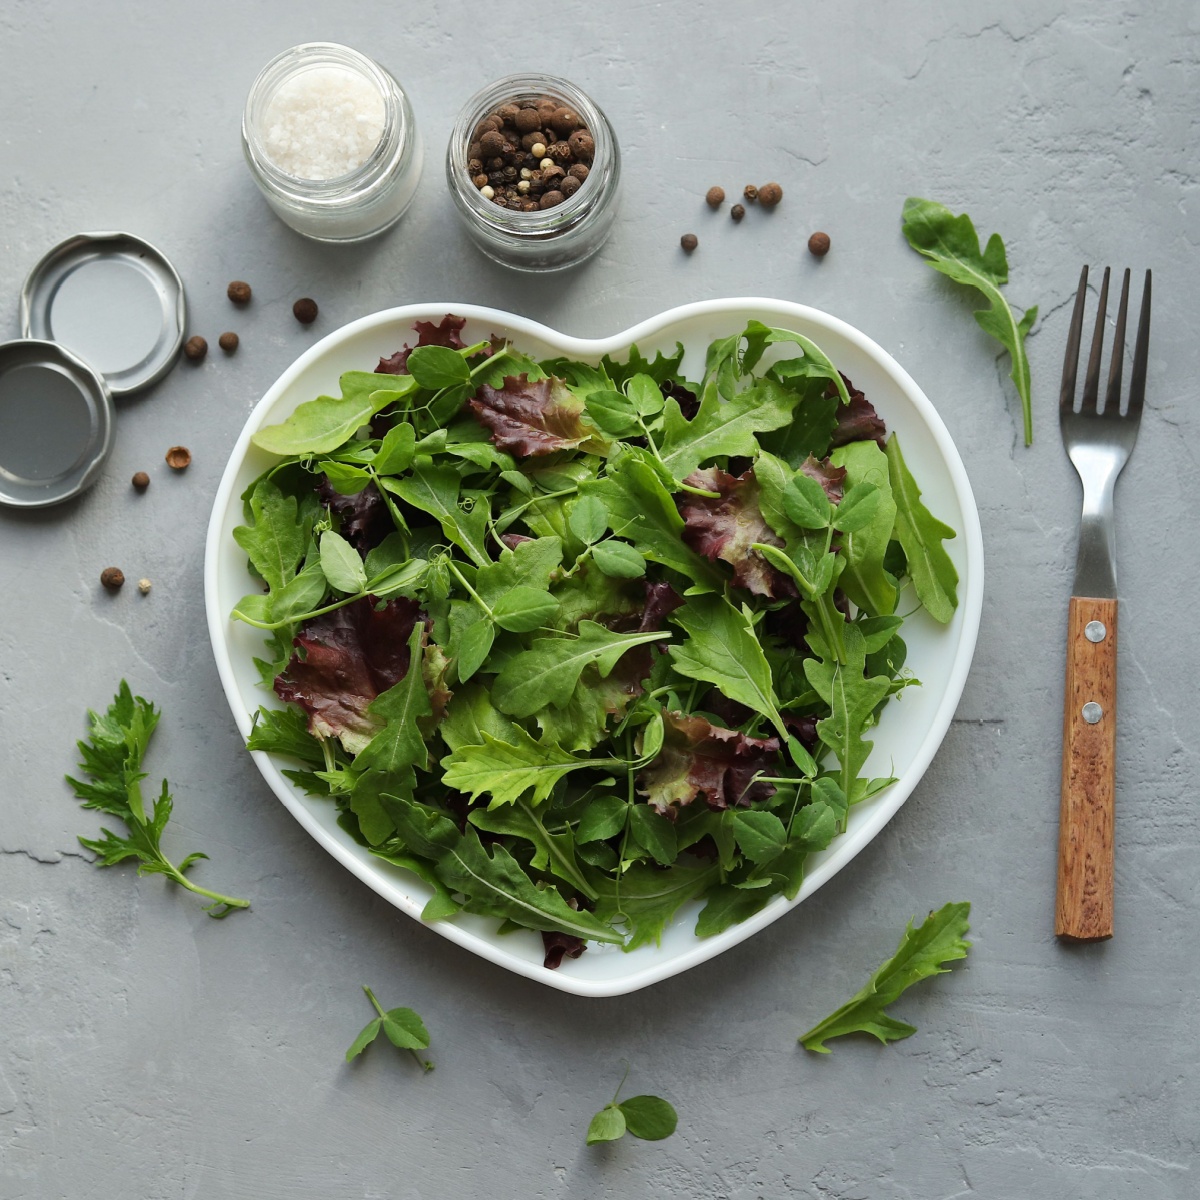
[446, 74, 621, 272]
[242, 43, 423, 243]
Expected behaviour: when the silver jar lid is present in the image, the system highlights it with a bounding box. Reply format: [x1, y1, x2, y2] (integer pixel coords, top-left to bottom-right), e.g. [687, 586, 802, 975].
[21, 231, 186, 395]
[1, 231, 186, 509]
[0, 339, 114, 508]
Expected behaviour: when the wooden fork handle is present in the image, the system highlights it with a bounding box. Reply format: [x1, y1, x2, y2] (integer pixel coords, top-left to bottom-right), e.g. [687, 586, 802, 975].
[1056, 596, 1117, 940]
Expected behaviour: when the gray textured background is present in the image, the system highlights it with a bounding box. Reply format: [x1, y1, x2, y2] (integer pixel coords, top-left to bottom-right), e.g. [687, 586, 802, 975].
[2, 2, 1197, 1197]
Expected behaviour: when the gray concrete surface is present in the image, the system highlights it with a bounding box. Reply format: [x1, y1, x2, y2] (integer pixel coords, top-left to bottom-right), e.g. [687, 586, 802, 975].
[2, 2, 1197, 1196]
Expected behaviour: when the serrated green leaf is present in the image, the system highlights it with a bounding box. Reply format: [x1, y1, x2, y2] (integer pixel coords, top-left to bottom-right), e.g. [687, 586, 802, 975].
[493, 622, 668, 719]
[469, 800, 597, 899]
[901, 197, 1036, 444]
[885, 435, 958, 624]
[233, 479, 307, 593]
[252, 373, 418, 456]
[441, 727, 617, 808]
[800, 901, 972, 1052]
[668, 596, 786, 737]
[354, 625, 431, 775]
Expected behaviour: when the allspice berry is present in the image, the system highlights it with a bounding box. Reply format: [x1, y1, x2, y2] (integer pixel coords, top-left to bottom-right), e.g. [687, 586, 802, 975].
[743, 184, 758, 202]
[183, 335, 207, 362]
[730, 203, 746, 222]
[131, 471, 150, 491]
[680, 233, 699, 253]
[218, 332, 239, 353]
[293, 297, 318, 325]
[758, 182, 783, 208]
[808, 231, 831, 257]
[100, 567, 125, 591]
[165, 445, 192, 470]
[705, 186, 726, 208]
[227, 280, 252, 305]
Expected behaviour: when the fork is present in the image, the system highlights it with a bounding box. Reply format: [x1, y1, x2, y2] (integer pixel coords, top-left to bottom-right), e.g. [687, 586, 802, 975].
[1056, 265, 1151, 941]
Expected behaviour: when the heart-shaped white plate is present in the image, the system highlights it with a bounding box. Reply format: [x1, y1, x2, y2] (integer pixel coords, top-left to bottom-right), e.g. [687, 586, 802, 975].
[204, 298, 983, 997]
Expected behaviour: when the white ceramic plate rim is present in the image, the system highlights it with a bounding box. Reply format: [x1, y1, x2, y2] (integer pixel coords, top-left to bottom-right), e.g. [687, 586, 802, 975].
[204, 297, 983, 998]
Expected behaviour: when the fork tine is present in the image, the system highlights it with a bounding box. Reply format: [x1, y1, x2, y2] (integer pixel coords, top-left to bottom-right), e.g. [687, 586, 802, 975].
[1080, 266, 1110, 415]
[1127, 269, 1151, 421]
[1060, 266, 1089, 415]
[1103, 268, 1131, 416]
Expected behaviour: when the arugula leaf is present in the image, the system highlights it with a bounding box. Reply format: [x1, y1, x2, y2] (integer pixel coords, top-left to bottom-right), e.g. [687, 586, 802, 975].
[441, 727, 618, 808]
[668, 596, 787, 737]
[492, 622, 668, 719]
[253, 373, 418, 456]
[66, 682, 250, 918]
[354, 624, 432, 776]
[593, 861, 720, 949]
[246, 704, 326, 765]
[469, 800, 598, 899]
[233, 478, 308, 592]
[885, 435, 958, 624]
[901, 197, 1037, 445]
[345, 985, 432, 1071]
[658, 377, 796, 481]
[799, 902, 971, 1052]
[381, 465, 491, 567]
[829, 440, 898, 617]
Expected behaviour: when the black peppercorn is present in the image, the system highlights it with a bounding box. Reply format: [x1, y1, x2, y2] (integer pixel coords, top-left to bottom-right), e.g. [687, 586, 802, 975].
[706, 186, 726, 208]
[731, 203, 746, 221]
[758, 181, 783, 208]
[808, 231, 831, 257]
[226, 280, 251, 305]
[184, 335, 207, 362]
[680, 233, 698, 252]
[293, 297, 318, 324]
[100, 567, 125, 591]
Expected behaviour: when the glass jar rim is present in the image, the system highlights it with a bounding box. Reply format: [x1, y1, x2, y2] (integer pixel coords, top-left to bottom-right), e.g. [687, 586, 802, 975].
[447, 73, 614, 238]
[243, 41, 405, 196]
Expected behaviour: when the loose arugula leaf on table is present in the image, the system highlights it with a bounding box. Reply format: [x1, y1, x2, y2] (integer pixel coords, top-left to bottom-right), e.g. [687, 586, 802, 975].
[65, 682, 249, 918]
[586, 1068, 678, 1145]
[901, 196, 1038, 445]
[345, 985, 433, 1071]
[799, 902, 972, 1052]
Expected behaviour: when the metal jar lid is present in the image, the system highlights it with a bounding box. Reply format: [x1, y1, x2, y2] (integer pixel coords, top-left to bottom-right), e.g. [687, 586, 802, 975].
[0, 339, 114, 508]
[21, 231, 186, 395]
[1, 231, 186, 509]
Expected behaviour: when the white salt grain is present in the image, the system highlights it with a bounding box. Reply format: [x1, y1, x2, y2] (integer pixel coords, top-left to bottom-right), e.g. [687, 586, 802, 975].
[262, 65, 386, 180]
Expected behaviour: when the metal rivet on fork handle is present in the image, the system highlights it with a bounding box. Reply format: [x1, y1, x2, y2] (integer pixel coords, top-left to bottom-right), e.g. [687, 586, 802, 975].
[1084, 621, 1107, 642]
[1081, 702, 1103, 724]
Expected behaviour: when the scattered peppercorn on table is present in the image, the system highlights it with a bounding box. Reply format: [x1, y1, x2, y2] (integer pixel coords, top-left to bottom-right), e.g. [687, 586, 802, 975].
[0, 3, 1194, 1198]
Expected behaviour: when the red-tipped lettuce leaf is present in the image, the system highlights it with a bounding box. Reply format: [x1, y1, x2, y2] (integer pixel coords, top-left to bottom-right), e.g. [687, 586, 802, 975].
[468, 374, 595, 457]
[542, 930, 586, 969]
[678, 467, 795, 598]
[799, 455, 848, 503]
[829, 374, 887, 450]
[275, 597, 423, 754]
[638, 710, 781, 815]
[317, 478, 391, 553]
[376, 314, 467, 374]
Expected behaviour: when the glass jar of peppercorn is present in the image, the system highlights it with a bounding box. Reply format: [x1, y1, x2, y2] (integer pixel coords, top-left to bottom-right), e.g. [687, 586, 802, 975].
[446, 74, 621, 272]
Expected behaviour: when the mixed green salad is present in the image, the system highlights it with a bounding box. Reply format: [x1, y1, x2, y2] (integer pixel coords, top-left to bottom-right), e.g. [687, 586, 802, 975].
[231, 314, 958, 967]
